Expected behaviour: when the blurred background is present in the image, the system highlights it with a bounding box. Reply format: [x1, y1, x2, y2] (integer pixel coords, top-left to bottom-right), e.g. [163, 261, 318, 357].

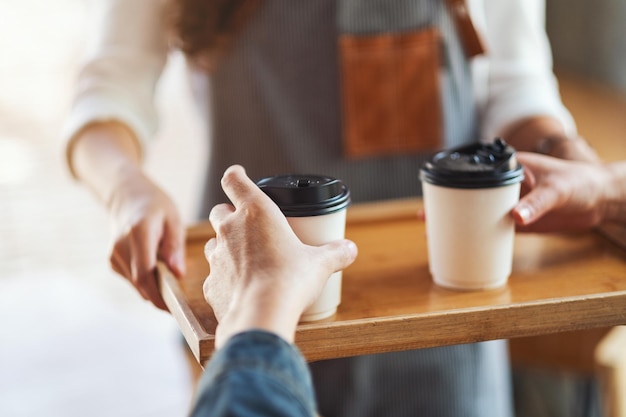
[0, 1, 204, 416]
[547, 0, 626, 92]
[0, 1, 624, 417]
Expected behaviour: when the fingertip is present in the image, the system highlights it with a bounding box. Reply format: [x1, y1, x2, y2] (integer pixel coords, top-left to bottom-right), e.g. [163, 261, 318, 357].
[137, 286, 151, 302]
[222, 165, 246, 183]
[226, 164, 245, 174]
[346, 239, 358, 262]
[221, 165, 258, 207]
[329, 239, 358, 270]
[512, 203, 533, 226]
[144, 270, 169, 311]
[168, 250, 186, 278]
[151, 296, 170, 312]
[145, 287, 169, 311]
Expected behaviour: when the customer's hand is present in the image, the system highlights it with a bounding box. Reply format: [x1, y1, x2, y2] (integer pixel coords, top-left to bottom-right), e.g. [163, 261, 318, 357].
[512, 152, 610, 232]
[203, 165, 358, 348]
[107, 168, 185, 311]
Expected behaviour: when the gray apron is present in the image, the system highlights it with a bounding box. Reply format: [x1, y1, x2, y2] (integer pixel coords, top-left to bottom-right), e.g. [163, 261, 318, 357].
[199, 1, 514, 416]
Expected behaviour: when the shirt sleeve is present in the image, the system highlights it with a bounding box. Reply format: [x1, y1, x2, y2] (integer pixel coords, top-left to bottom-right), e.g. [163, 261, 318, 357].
[471, 0, 576, 140]
[190, 330, 317, 417]
[62, 0, 169, 175]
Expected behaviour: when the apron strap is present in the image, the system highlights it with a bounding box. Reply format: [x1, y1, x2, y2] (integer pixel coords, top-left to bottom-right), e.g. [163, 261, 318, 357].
[445, 0, 486, 58]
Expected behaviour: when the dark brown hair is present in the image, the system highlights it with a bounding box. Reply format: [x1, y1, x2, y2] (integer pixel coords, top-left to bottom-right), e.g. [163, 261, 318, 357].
[166, 0, 263, 71]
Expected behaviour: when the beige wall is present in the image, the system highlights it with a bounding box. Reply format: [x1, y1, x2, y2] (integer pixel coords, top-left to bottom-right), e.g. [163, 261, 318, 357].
[547, 0, 626, 92]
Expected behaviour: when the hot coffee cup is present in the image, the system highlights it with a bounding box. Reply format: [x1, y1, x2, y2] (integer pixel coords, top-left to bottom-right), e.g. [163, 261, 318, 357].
[256, 174, 351, 321]
[419, 139, 524, 290]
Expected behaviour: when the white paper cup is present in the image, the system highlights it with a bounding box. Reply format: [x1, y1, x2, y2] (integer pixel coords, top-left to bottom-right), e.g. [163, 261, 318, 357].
[286, 210, 347, 321]
[420, 139, 524, 290]
[422, 182, 521, 290]
[256, 174, 351, 321]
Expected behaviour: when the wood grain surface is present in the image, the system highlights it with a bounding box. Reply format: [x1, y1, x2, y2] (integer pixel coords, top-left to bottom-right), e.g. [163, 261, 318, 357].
[159, 198, 626, 365]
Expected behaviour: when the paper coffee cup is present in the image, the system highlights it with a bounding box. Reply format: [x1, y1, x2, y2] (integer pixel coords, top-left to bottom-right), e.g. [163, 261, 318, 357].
[419, 139, 525, 290]
[256, 174, 351, 321]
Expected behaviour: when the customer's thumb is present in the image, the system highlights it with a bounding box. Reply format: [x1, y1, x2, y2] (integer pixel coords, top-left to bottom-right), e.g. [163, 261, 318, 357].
[319, 239, 358, 274]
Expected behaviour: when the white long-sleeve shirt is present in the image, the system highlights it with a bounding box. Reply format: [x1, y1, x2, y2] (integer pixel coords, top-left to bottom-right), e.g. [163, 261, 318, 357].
[64, 0, 575, 157]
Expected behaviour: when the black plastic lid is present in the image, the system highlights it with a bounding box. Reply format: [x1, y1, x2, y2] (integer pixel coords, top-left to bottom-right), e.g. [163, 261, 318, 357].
[420, 138, 525, 189]
[256, 174, 351, 217]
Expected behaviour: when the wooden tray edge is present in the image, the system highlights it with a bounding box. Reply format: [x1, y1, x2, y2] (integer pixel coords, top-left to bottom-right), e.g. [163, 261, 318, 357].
[157, 262, 214, 363]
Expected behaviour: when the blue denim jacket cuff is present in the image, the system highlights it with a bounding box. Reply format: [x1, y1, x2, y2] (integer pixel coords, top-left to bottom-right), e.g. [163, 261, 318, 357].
[191, 329, 316, 417]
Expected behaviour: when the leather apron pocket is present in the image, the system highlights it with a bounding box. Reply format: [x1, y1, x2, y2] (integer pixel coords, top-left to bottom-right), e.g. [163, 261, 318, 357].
[339, 27, 443, 159]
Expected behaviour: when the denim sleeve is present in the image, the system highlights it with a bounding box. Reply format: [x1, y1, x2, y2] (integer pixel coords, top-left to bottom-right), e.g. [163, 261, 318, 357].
[189, 330, 317, 417]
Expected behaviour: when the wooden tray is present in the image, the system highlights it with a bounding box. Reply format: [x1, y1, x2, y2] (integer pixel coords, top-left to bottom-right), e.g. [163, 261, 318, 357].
[158, 198, 626, 365]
